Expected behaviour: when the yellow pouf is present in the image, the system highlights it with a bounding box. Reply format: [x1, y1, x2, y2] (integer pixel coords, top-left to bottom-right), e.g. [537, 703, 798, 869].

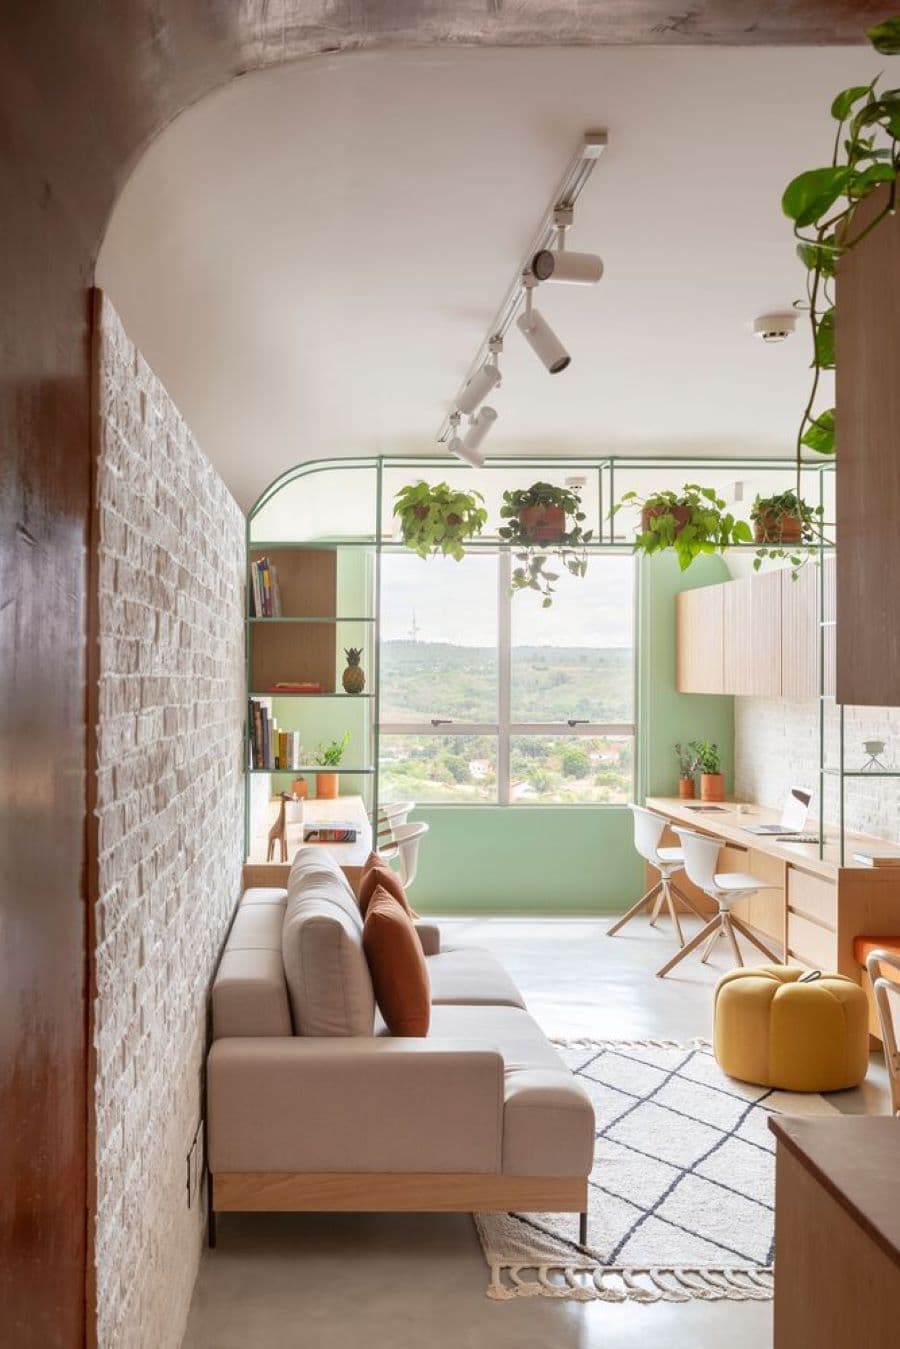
[713, 965, 869, 1092]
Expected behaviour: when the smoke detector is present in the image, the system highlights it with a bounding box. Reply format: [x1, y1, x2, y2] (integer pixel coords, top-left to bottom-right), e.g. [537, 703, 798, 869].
[753, 313, 796, 343]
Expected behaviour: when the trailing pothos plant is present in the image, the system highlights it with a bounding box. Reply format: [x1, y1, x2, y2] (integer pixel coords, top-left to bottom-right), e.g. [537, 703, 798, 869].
[782, 16, 900, 488]
[611, 485, 752, 572]
[498, 481, 592, 606]
[750, 490, 825, 575]
[394, 480, 488, 560]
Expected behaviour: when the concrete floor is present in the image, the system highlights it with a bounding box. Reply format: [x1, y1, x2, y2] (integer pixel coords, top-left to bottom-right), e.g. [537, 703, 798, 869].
[182, 915, 889, 1349]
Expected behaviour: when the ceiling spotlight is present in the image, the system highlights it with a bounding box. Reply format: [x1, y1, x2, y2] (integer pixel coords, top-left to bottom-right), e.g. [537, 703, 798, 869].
[532, 207, 603, 285]
[516, 276, 571, 374]
[456, 337, 502, 415]
[753, 313, 796, 343]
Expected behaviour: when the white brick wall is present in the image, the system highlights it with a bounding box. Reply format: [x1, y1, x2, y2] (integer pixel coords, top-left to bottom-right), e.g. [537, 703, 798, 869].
[93, 294, 245, 1349]
[735, 697, 900, 841]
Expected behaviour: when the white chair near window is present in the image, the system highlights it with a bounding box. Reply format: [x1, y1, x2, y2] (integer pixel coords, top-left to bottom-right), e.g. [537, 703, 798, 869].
[865, 949, 900, 1116]
[376, 799, 415, 847]
[656, 827, 782, 978]
[607, 805, 705, 947]
[379, 820, 429, 890]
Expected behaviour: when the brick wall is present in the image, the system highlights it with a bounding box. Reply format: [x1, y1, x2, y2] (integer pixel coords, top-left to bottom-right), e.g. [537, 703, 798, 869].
[735, 697, 900, 841]
[93, 293, 245, 1348]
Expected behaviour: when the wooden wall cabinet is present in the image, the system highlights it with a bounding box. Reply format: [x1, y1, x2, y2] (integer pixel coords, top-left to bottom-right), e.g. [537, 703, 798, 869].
[676, 586, 724, 693]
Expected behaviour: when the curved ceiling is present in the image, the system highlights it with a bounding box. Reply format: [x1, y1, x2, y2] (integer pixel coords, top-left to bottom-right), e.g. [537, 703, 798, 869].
[98, 43, 881, 509]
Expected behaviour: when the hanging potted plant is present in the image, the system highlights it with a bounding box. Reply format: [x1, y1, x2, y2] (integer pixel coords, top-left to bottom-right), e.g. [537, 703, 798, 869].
[313, 731, 350, 800]
[612, 484, 752, 571]
[690, 739, 724, 802]
[675, 742, 699, 800]
[750, 490, 828, 577]
[498, 482, 592, 607]
[394, 481, 488, 561]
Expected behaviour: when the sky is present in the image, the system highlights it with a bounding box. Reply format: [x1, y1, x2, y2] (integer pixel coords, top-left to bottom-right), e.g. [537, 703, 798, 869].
[380, 551, 634, 647]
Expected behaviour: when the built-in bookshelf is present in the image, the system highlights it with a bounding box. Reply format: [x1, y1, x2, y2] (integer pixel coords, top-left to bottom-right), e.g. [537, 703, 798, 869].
[245, 539, 377, 857]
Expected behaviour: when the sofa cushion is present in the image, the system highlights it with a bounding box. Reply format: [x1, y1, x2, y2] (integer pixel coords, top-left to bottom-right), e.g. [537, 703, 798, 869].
[427, 948, 526, 1009]
[363, 888, 431, 1037]
[358, 853, 418, 919]
[427, 1004, 594, 1177]
[282, 848, 375, 1037]
[212, 892, 291, 1039]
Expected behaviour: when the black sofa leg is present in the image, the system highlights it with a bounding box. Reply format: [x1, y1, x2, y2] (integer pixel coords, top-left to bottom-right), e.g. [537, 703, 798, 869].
[207, 1171, 217, 1249]
[579, 1211, 588, 1246]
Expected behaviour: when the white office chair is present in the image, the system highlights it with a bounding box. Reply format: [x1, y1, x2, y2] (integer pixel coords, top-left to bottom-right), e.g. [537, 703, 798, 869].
[376, 799, 415, 847]
[380, 820, 429, 890]
[866, 949, 900, 1117]
[656, 827, 781, 978]
[607, 805, 705, 948]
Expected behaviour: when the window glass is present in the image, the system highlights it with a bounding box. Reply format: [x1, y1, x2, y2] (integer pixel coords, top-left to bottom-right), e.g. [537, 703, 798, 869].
[510, 735, 633, 804]
[379, 552, 498, 724]
[510, 558, 634, 723]
[379, 733, 497, 804]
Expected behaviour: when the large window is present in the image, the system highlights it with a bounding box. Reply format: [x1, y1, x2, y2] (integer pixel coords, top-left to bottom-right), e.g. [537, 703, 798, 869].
[378, 552, 635, 805]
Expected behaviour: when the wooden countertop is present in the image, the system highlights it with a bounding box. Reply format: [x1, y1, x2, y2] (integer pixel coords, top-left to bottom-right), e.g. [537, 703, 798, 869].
[769, 1116, 900, 1271]
[646, 796, 899, 880]
[244, 793, 372, 889]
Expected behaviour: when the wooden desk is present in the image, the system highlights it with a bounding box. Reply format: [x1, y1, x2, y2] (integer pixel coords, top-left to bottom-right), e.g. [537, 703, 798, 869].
[769, 1117, 900, 1348]
[645, 797, 900, 1035]
[243, 793, 372, 892]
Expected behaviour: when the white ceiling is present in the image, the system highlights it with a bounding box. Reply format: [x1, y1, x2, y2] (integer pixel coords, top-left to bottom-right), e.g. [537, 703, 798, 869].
[97, 45, 881, 510]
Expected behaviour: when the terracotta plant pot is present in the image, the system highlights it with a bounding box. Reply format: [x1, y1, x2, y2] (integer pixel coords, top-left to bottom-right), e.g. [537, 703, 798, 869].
[641, 504, 693, 535]
[316, 772, 339, 800]
[291, 777, 309, 800]
[700, 772, 725, 802]
[753, 511, 803, 545]
[518, 503, 566, 543]
[678, 777, 696, 800]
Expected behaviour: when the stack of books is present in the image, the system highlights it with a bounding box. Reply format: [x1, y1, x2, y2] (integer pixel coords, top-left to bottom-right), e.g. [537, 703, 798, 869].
[248, 698, 303, 770]
[303, 823, 359, 844]
[250, 556, 282, 617]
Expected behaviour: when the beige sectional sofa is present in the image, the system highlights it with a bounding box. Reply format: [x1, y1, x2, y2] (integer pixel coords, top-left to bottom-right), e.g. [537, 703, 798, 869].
[206, 849, 594, 1243]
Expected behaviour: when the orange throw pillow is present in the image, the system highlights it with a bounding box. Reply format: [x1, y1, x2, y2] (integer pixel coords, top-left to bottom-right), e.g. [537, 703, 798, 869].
[358, 851, 419, 919]
[362, 887, 430, 1037]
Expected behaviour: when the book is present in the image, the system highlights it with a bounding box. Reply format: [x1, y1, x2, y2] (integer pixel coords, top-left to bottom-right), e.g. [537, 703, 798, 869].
[265, 682, 325, 695]
[852, 850, 900, 868]
[303, 824, 359, 844]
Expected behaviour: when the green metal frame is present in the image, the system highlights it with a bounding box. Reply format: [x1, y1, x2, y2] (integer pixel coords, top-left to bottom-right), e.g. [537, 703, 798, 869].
[245, 452, 843, 857]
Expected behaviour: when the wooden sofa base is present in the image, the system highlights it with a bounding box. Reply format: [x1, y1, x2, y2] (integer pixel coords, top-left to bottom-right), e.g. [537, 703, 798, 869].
[213, 1171, 586, 1214]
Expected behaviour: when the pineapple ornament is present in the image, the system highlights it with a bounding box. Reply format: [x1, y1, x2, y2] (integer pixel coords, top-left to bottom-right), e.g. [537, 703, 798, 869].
[342, 647, 366, 695]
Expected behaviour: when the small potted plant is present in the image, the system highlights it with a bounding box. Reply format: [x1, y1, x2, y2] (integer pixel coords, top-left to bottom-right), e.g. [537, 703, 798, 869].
[394, 480, 488, 561]
[689, 739, 724, 802]
[675, 742, 698, 799]
[612, 485, 752, 571]
[313, 731, 350, 799]
[750, 491, 829, 577]
[499, 481, 593, 607]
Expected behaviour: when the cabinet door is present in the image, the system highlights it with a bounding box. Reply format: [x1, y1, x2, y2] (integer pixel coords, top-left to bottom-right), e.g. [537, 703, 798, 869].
[781, 564, 818, 701]
[676, 585, 725, 693]
[724, 572, 782, 696]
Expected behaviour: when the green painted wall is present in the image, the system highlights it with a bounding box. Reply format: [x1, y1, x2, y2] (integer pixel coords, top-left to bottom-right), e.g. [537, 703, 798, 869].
[409, 553, 734, 915]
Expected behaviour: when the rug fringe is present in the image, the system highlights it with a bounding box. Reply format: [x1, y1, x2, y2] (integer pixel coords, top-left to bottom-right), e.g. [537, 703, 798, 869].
[550, 1035, 713, 1050]
[487, 1261, 774, 1303]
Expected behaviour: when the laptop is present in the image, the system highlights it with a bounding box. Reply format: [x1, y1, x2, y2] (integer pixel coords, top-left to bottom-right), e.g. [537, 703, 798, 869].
[742, 786, 812, 836]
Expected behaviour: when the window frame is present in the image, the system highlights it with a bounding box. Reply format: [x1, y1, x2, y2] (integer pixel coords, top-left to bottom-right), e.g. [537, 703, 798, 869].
[378, 550, 637, 806]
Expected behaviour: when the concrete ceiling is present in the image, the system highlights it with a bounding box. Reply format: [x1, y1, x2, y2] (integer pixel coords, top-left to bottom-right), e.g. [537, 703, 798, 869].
[97, 43, 883, 509]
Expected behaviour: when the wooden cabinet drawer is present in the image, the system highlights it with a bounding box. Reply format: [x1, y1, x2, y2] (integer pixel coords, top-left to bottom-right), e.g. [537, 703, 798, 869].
[787, 912, 836, 969]
[787, 868, 836, 926]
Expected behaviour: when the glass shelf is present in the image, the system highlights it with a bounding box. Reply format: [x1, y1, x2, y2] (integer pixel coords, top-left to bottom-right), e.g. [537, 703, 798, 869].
[250, 691, 374, 699]
[822, 768, 900, 778]
[248, 616, 376, 624]
[248, 766, 376, 775]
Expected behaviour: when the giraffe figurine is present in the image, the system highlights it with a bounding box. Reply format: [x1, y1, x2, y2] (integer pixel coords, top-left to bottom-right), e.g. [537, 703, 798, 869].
[266, 792, 291, 862]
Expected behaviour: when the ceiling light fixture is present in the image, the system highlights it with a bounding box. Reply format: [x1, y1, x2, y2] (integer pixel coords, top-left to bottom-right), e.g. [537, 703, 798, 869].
[516, 275, 571, 374]
[455, 337, 502, 415]
[437, 130, 607, 448]
[531, 206, 604, 285]
[449, 407, 497, 468]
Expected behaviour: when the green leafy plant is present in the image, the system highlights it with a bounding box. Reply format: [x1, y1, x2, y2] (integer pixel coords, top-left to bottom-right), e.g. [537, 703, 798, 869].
[750, 490, 827, 575]
[612, 485, 752, 572]
[394, 480, 488, 561]
[314, 730, 350, 768]
[675, 742, 699, 780]
[689, 739, 721, 775]
[499, 481, 593, 607]
[782, 16, 900, 486]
